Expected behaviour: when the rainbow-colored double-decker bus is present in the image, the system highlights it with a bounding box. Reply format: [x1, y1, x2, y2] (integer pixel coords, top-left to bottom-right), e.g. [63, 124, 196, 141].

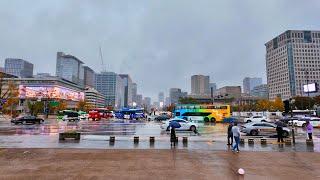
[174, 104, 231, 123]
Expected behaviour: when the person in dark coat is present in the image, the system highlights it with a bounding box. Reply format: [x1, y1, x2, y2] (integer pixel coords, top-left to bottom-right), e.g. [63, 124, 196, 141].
[170, 127, 176, 146]
[276, 122, 284, 143]
[227, 122, 233, 145]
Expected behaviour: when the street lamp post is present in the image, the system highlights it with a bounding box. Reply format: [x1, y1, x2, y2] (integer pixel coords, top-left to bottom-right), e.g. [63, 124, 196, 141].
[290, 98, 295, 144]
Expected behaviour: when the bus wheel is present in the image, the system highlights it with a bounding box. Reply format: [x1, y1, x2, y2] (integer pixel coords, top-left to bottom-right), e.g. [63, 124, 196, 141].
[204, 117, 209, 122]
[210, 118, 216, 123]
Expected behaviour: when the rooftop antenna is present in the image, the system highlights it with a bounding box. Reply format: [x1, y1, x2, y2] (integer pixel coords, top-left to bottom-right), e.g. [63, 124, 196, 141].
[99, 46, 106, 72]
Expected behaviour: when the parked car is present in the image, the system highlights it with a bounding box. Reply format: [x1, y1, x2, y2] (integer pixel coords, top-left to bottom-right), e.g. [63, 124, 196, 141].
[161, 118, 198, 131]
[280, 117, 299, 125]
[291, 117, 320, 127]
[147, 115, 157, 121]
[240, 122, 290, 137]
[244, 116, 269, 123]
[155, 114, 170, 121]
[11, 116, 44, 125]
[62, 111, 80, 121]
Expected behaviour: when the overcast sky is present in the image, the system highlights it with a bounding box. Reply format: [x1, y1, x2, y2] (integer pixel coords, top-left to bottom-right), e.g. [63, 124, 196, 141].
[0, 0, 320, 101]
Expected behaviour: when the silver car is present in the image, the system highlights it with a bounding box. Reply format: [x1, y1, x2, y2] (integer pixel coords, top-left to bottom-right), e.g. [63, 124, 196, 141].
[240, 122, 290, 137]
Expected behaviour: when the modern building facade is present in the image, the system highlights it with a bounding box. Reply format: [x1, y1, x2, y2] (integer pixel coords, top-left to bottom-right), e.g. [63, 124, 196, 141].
[131, 83, 137, 104]
[169, 88, 187, 104]
[4, 58, 34, 78]
[251, 84, 269, 99]
[85, 88, 106, 108]
[191, 75, 210, 95]
[56, 52, 84, 87]
[136, 94, 143, 107]
[216, 86, 242, 98]
[266, 30, 320, 99]
[83, 66, 95, 88]
[243, 77, 262, 94]
[209, 83, 217, 96]
[1, 77, 85, 110]
[158, 92, 164, 104]
[119, 74, 133, 107]
[95, 72, 124, 108]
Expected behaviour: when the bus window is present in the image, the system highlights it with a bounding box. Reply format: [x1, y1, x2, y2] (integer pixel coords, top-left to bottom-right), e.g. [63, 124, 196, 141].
[200, 105, 207, 109]
[189, 106, 195, 109]
[176, 112, 180, 116]
[194, 105, 200, 109]
[207, 105, 214, 109]
[220, 106, 228, 109]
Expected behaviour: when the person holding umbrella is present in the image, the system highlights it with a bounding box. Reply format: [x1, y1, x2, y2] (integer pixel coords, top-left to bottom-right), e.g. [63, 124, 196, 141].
[306, 120, 313, 140]
[169, 120, 181, 146]
[275, 120, 284, 143]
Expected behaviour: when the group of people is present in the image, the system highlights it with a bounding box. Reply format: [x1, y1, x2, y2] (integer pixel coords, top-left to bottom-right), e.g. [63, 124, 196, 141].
[227, 120, 314, 151]
[227, 122, 241, 153]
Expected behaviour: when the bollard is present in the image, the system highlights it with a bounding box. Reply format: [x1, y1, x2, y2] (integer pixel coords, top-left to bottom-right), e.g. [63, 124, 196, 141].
[182, 137, 188, 143]
[261, 139, 267, 145]
[306, 139, 313, 146]
[248, 139, 254, 144]
[285, 139, 292, 145]
[150, 137, 155, 143]
[110, 136, 115, 142]
[175, 137, 179, 143]
[240, 138, 245, 144]
[134, 136, 139, 143]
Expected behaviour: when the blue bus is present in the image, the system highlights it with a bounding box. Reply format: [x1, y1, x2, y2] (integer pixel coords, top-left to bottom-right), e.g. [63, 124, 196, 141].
[115, 108, 145, 120]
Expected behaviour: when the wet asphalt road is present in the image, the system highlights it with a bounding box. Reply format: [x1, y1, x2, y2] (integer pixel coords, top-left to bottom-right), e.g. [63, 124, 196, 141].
[0, 117, 319, 152]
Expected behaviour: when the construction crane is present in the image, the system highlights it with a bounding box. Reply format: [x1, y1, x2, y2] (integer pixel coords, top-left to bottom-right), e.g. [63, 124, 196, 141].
[99, 46, 106, 72]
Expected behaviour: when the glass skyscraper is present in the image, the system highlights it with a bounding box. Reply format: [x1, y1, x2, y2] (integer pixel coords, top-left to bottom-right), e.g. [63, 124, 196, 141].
[56, 52, 84, 87]
[4, 58, 33, 78]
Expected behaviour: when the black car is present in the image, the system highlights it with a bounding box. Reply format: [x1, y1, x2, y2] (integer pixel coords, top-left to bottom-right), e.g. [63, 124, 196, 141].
[155, 115, 170, 121]
[11, 116, 44, 125]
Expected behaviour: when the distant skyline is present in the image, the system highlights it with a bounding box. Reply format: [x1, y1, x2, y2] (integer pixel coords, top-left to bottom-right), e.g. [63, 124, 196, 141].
[0, 0, 319, 100]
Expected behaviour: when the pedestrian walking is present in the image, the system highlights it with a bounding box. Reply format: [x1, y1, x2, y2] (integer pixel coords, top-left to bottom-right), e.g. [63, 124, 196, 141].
[276, 122, 284, 143]
[170, 127, 176, 146]
[227, 122, 233, 145]
[232, 122, 241, 153]
[306, 120, 313, 140]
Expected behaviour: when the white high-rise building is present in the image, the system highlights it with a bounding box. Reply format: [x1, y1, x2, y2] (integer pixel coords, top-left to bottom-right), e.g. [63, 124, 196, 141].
[266, 30, 320, 100]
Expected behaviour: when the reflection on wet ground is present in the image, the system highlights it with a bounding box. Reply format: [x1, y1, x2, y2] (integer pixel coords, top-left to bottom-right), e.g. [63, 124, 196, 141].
[0, 118, 319, 152]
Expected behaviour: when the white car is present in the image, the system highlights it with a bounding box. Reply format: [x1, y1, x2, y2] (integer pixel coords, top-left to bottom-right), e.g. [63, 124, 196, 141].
[292, 117, 320, 127]
[161, 118, 199, 131]
[244, 116, 268, 123]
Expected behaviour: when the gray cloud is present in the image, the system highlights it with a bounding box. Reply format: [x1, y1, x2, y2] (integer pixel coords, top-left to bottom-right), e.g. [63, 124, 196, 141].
[0, 0, 319, 101]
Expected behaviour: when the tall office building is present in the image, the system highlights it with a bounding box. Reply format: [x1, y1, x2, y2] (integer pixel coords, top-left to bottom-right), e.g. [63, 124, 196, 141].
[158, 92, 164, 103]
[4, 58, 33, 78]
[243, 77, 262, 94]
[216, 86, 242, 98]
[266, 30, 320, 99]
[83, 66, 95, 88]
[191, 75, 210, 95]
[95, 72, 124, 108]
[251, 84, 269, 99]
[136, 94, 143, 107]
[209, 83, 217, 95]
[169, 88, 187, 104]
[56, 52, 84, 86]
[131, 83, 137, 103]
[119, 74, 133, 107]
[143, 97, 151, 108]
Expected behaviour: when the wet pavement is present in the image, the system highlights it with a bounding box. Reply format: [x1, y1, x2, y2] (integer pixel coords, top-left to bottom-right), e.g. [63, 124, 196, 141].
[0, 117, 319, 152]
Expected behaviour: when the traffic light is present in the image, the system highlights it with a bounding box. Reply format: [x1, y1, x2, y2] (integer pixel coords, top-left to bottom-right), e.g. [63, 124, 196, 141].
[283, 100, 290, 113]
